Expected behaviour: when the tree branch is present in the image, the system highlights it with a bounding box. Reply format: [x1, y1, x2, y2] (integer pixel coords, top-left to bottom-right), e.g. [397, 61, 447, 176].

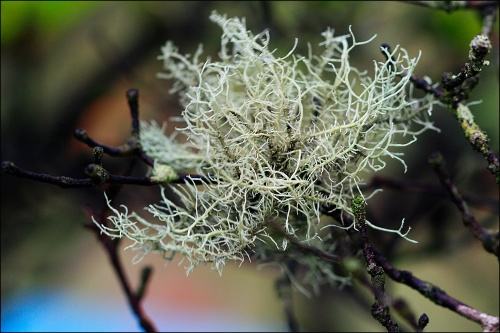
[276, 260, 300, 332]
[478, 2, 498, 37]
[373, 247, 499, 332]
[400, 2, 500, 180]
[1, 161, 210, 188]
[82, 154, 158, 332]
[86, 214, 157, 332]
[324, 208, 499, 332]
[351, 197, 400, 332]
[429, 152, 499, 257]
[74, 89, 154, 167]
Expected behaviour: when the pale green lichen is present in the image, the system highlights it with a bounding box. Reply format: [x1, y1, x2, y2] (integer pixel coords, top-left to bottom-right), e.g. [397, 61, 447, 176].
[140, 121, 202, 171]
[94, 12, 437, 277]
[150, 162, 178, 185]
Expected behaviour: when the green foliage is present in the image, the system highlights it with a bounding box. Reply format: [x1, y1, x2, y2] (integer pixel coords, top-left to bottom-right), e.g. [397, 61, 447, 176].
[1, 1, 98, 45]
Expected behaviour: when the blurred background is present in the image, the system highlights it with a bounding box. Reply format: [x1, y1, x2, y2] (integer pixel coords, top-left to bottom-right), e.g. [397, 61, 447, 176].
[1, 1, 498, 332]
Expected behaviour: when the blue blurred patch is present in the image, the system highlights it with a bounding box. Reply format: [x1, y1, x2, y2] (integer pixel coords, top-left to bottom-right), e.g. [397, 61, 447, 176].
[1, 288, 284, 332]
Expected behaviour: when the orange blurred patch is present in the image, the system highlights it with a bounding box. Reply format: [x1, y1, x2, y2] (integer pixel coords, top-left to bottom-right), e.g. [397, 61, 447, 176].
[68, 83, 136, 155]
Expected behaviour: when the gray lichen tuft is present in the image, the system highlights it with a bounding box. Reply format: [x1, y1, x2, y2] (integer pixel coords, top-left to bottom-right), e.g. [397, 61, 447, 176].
[94, 12, 437, 277]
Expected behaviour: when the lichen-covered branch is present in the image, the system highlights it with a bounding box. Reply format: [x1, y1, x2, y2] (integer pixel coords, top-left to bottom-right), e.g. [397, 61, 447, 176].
[441, 34, 492, 105]
[453, 103, 500, 182]
[429, 152, 499, 257]
[407, 5, 499, 180]
[324, 208, 499, 332]
[351, 197, 400, 332]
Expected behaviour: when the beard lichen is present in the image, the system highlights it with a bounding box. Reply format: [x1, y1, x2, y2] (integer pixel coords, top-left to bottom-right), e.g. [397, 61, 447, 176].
[94, 12, 437, 282]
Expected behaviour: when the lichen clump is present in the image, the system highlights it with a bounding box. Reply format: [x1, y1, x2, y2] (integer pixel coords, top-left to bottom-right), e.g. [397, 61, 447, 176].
[96, 12, 436, 274]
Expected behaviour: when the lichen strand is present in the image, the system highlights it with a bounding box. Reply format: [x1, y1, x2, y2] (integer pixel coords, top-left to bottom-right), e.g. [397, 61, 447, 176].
[95, 12, 437, 275]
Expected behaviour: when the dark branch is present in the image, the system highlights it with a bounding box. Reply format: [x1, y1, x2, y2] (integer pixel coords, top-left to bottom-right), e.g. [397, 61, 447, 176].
[399, 6, 500, 180]
[74, 128, 132, 156]
[1, 161, 209, 188]
[373, 247, 499, 332]
[410, 75, 444, 98]
[417, 313, 430, 332]
[440, 32, 500, 181]
[73, 88, 154, 166]
[276, 261, 300, 332]
[127, 88, 140, 137]
[87, 216, 157, 332]
[83, 154, 158, 332]
[74, 128, 154, 167]
[136, 266, 153, 302]
[324, 208, 499, 332]
[441, 35, 491, 94]
[429, 152, 499, 257]
[2, 161, 91, 188]
[351, 197, 400, 332]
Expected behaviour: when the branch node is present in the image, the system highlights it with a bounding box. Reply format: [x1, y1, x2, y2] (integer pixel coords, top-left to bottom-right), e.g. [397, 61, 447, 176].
[93, 147, 104, 165]
[417, 313, 429, 332]
[85, 164, 110, 185]
[429, 152, 499, 257]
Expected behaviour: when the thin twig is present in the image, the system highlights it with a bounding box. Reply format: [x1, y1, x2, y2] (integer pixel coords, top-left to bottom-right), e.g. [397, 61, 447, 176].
[84, 150, 157, 332]
[276, 260, 300, 332]
[325, 209, 499, 332]
[373, 247, 499, 332]
[429, 152, 499, 257]
[410, 75, 444, 98]
[351, 197, 400, 332]
[86, 214, 157, 332]
[136, 266, 154, 302]
[74, 89, 154, 166]
[399, 2, 500, 180]
[80, 93, 159, 331]
[478, 3, 498, 37]
[1, 161, 209, 188]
